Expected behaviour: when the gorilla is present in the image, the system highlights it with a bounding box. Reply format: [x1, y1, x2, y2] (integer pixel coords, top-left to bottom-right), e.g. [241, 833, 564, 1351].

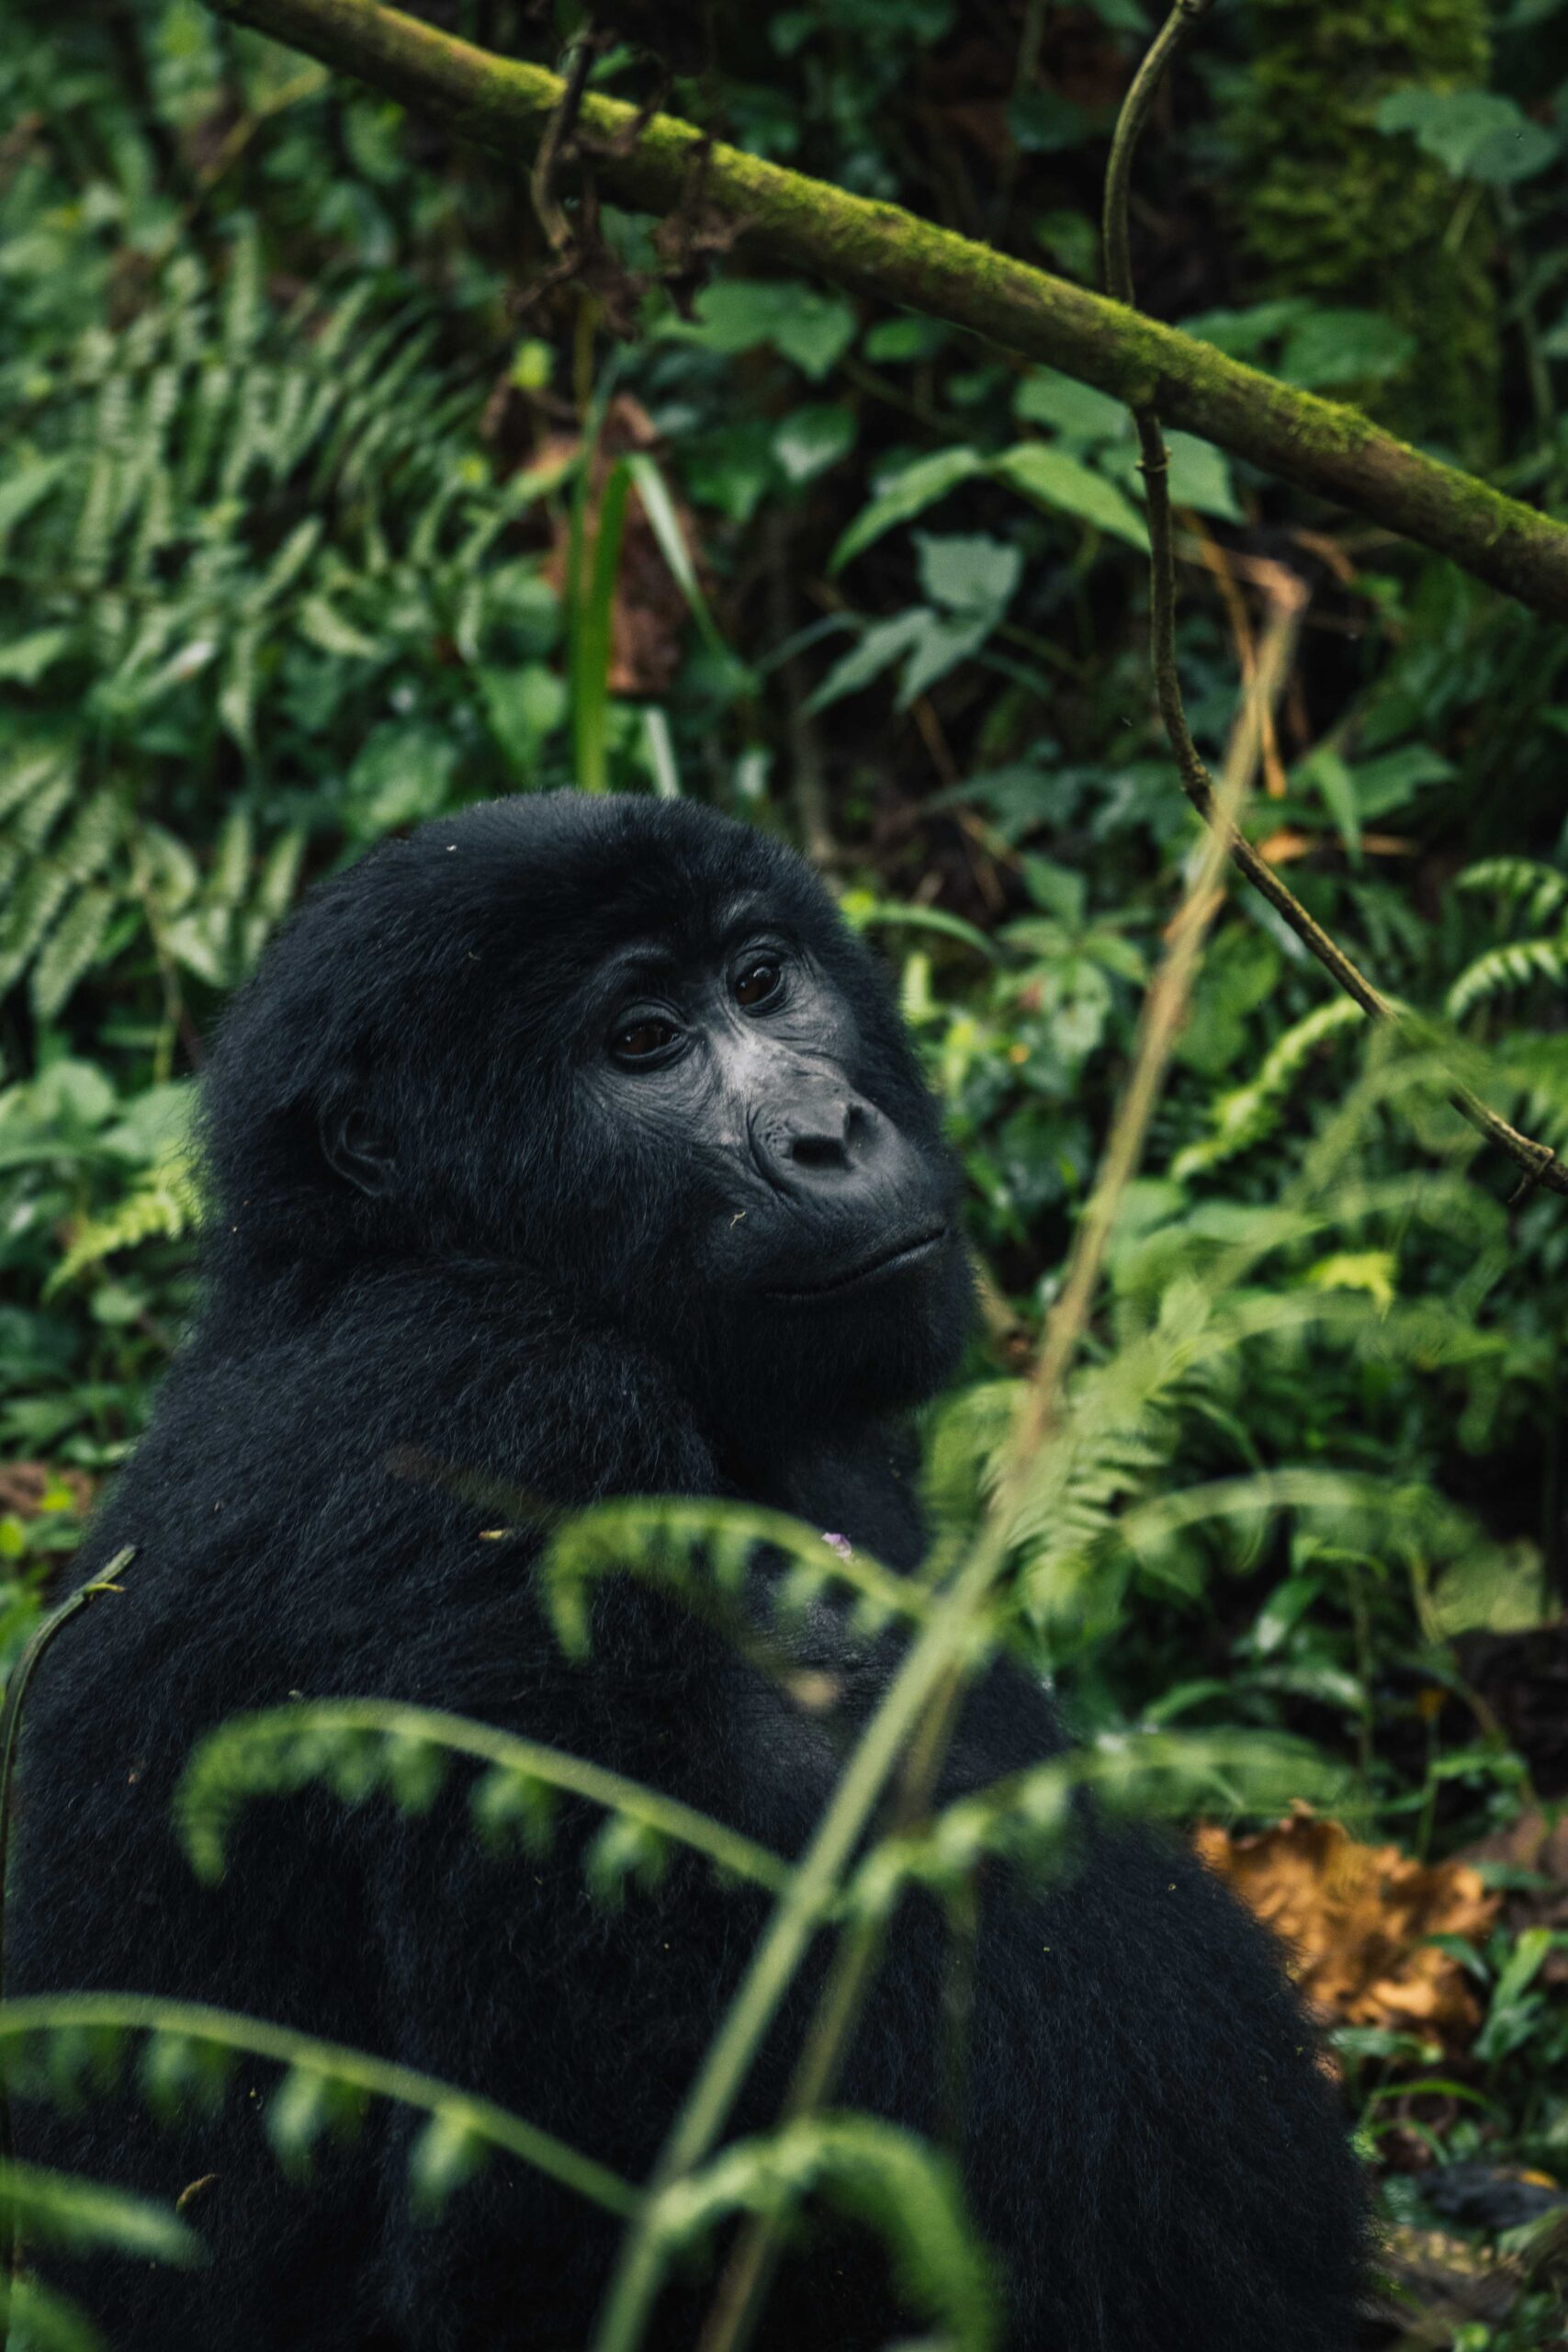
[9, 793, 1360, 2349]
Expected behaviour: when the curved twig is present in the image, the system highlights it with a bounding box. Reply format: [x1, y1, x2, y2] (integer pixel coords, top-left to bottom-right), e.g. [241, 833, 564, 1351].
[1101, 0, 1568, 1203]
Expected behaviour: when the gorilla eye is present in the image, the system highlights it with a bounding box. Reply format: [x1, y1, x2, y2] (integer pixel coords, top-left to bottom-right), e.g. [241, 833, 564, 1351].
[733, 958, 782, 1010]
[611, 1018, 677, 1064]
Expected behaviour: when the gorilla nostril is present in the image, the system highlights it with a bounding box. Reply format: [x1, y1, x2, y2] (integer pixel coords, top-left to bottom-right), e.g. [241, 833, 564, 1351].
[791, 1131, 851, 1171]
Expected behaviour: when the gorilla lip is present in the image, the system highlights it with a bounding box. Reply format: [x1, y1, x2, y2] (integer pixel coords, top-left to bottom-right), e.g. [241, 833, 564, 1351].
[765, 1223, 951, 1300]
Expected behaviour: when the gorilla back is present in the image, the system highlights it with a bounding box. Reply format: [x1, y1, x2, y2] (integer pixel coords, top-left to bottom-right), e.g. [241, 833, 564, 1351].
[10, 794, 1360, 2350]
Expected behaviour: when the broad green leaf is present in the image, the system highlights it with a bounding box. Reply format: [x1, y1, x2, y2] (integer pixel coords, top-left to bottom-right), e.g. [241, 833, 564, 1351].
[1012, 368, 1127, 443]
[1180, 300, 1313, 362]
[344, 724, 460, 836]
[805, 611, 927, 712]
[1376, 88, 1558, 184]
[0, 628, 75, 684]
[897, 610, 994, 705]
[478, 664, 568, 775]
[915, 533, 1022, 614]
[1352, 743, 1454, 820]
[1296, 746, 1360, 855]
[772, 401, 855, 486]
[863, 316, 948, 364]
[829, 447, 988, 572]
[1278, 308, 1416, 390]
[1163, 431, 1242, 522]
[995, 444, 1148, 549]
[676, 278, 857, 380]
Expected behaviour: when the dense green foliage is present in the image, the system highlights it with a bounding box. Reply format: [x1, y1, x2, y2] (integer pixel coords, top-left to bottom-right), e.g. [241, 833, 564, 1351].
[4, 0, 1568, 2338]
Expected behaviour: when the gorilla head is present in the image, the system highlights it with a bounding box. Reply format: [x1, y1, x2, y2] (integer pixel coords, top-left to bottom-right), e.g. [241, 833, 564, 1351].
[201, 793, 972, 1445]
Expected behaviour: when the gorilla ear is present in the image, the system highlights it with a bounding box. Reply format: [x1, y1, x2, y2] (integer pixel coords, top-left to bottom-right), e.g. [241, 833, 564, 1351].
[321, 1105, 398, 1198]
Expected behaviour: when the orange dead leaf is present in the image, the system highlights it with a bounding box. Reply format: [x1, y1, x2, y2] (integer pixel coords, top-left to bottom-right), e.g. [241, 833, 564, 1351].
[1195, 1810, 1499, 2045]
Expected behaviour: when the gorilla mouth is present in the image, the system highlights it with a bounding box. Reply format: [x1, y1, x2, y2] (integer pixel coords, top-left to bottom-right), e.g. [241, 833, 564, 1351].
[766, 1223, 951, 1301]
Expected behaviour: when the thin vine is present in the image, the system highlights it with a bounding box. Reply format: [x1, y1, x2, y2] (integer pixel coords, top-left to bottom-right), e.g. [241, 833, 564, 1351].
[1101, 0, 1566, 1207]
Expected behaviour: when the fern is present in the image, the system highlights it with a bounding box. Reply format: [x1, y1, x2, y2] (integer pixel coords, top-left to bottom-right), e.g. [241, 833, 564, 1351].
[1446, 933, 1568, 1020]
[1453, 855, 1568, 928]
[46, 1153, 202, 1293]
[1441, 855, 1568, 1020]
[176, 1700, 792, 1901]
[652, 2116, 998, 2352]
[1172, 997, 1368, 1179]
[0, 234, 555, 1022]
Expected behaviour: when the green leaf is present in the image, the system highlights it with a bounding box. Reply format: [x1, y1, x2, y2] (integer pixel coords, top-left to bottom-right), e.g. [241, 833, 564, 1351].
[995, 444, 1148, 549]
[1079, 0, 1148, 28]
[677, 278, 858, 380]
[1162, 431, 1242, 522]
[344, 723, 460, 836]
[915, 533, 1022, 614]
[829, 447, 988, 572]
[297, 595, 382, 660]
[1180, 300, 1313, 362]
[0, 2162, 202, 2268]
[1376, 88, 1558, 184]
[478, 664, 568, 776]
[623, 453, 728, 663]
[1296, 746, 1360, 855]
[863, 316, 948, 364]
[1012, 368, 1127, 443]
[0, 628, 75, 684]
[805, 612, 927, 712]
[30, 889, 116, 1023]
[1277, 309, 1416, 390]
[841, 895, 1000, 961]
[0, 456, 71, 553]
[897, 610, 994, 705]
[1351, 742, 1454, 820]
[772, 401, 855, 486]
[654, 2116, 998, 2351]
[408, 2115, 488, 2222]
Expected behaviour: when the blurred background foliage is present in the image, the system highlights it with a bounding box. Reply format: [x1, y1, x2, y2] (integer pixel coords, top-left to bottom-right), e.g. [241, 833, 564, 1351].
[3, 0, 1568, 2336]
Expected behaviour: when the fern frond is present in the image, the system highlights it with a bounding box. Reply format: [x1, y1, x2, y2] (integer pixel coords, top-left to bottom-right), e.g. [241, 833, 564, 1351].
[0, 1995, 637, 2226]
[176, 1700, 791, 1899]
[48, 1154, 202, 1289]
[1172, 997, 1367, 1179]
[653, 2116, 998, 2352]
[1446, 935, 1568, 1020]
[1454, 855, 1568, 929]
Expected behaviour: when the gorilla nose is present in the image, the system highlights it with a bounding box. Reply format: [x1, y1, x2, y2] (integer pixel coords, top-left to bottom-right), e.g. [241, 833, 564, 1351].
[788, 1096, 864, 1171]
[756, 1090, 878, 1189]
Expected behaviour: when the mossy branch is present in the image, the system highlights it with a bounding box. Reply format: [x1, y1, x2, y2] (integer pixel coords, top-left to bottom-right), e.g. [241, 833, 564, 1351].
[198, 0, 1568, 619]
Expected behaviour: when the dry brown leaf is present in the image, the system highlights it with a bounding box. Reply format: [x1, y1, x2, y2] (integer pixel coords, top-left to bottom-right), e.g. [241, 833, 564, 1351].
[1195, 1809, 1499, 2044]
[0, 1460, 94, 1519]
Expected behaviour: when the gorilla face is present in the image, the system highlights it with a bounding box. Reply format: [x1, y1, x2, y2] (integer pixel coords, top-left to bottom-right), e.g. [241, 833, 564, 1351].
[207, 793, 973, 1442]
[581, 905, 955, 1293]
[572, 888, 971, 1431]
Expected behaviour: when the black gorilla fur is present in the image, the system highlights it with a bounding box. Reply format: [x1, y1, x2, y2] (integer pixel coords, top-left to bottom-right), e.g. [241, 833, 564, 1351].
[12, 795, 1360, 2349]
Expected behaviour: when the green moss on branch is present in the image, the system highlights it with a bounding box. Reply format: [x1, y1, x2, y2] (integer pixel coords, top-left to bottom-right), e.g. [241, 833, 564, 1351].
[207, 0, 1568, 619]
